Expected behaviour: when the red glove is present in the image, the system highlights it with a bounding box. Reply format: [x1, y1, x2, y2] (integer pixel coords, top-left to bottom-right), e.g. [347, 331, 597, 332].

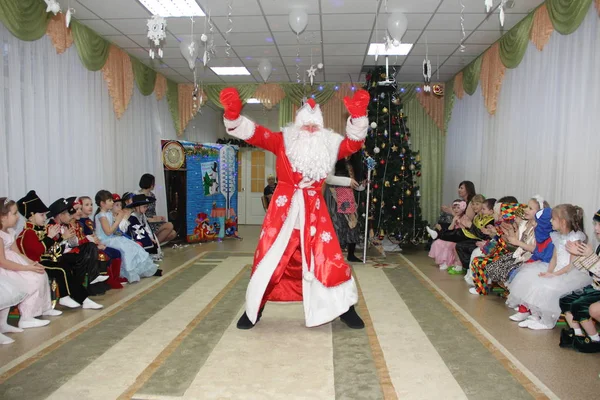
[343, 89, 370, 118]
[220, 88, 242, 120]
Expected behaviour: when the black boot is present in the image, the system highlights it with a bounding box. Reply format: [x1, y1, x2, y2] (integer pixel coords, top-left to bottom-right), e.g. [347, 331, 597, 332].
[559, 328, 575, 348]
[339, 305, 365, 329]
[573, 335, 600, 353]
[236, 306, 264, 330]
[346, 243, 362, 263]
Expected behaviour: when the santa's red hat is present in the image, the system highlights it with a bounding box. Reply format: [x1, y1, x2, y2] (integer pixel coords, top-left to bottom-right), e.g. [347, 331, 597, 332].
[294, 97, 324, 128]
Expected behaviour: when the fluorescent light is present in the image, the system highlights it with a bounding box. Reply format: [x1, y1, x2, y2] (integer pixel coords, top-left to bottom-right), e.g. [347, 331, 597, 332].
[139, 0, 205, 17]
[368, 43, 413, 56]
[246, 98, 260, 104]
[210, 67, 251, 76]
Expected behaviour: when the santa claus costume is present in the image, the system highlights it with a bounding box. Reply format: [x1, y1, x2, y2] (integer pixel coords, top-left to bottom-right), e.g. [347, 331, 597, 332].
[220, 88, 370, 329]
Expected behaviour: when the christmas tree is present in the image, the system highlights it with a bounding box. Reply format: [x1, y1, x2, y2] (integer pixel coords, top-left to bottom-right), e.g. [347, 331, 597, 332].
[361, 65, 426, 246]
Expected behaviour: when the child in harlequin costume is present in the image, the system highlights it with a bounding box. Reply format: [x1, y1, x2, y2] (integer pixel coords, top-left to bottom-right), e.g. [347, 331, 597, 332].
[220, 87, 370, 330]
[16, 191, 103, 310]
[428, 199, 466, 270]
[46, 197, 110, 296]
[558, 209, 600, 352]
[76, 196, 125, 289]
[507, 204, 592, 330]
[94, 190, 160, 282]
[468, 203, 527, 296]
[122, 194, 162, 260]
[485, 196, 542, 291]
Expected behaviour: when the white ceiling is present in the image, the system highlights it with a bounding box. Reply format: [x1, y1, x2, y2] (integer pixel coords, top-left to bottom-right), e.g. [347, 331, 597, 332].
[72, 0, 544, 84]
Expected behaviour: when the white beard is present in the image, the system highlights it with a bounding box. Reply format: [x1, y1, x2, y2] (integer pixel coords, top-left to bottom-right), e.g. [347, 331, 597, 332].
[283, 126, 341, 182]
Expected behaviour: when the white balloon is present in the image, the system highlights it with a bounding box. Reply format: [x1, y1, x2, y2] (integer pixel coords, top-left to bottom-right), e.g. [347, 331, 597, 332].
[257, 59, 273, 82]
[387, 12, 408, 42]
[289, 8, 308, 35]
[179, 36, 199, 70]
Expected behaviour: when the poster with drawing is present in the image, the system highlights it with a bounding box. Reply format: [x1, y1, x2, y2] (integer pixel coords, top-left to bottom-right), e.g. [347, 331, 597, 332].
[201, 161, 219, 196]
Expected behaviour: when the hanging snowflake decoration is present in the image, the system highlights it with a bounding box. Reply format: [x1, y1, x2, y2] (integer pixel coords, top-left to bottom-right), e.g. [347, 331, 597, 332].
[306, 65, 318, 86]
[422, 58, 431, 93]
[44, 0, 61, 15]
[147, 16, 167, 59]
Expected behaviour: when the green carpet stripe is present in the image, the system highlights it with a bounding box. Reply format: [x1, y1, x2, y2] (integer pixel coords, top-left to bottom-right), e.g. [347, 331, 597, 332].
[136, 274, 249, 397]
[383, 267, 533, 399]
[332, 319, 384, 400]
[0, 264, 218, 400]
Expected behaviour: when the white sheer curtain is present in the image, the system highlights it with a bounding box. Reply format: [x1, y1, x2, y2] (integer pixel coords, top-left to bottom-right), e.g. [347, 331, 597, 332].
[0, 23, 190, 217]
[445, 10, 600, 239]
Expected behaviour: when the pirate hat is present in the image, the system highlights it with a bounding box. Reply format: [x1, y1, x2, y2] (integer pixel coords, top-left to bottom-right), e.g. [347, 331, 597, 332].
[48, 197, 76, 218]
[16, 190, 50, 218]
[125, 194, 156, 209]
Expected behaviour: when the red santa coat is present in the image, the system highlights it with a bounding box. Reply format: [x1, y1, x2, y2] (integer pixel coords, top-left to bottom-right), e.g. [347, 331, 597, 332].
[224, 114, 368, 327]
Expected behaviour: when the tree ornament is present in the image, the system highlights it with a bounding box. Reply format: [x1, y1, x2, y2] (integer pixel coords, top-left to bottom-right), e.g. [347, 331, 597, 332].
[398, 199, 403, 205]
[384, 181, 390, 187]
[417, 171, 422, 177]
[380, 160, 385, 165]
[401, 165, 406, 171]
[373, 184, 379, 189]
[395, 131, 400, 136]
[391, 144, 398, 152]
[393, 175, 399, 182]
[381, 143, 386, 149]
[370, 122, 378, 129]
[408, 213, 413, 218]
[406, 189, 412, 196]
[384, 129, 388, 137]
[373, 146, 380, 154]
[380, 72, 386, 79]
[392, 205, 397, 210]
[382, 107, 388, 113]
[373, 198, 378, 203]
[402, 147, 407, 154]
[409, 164, 415, 170]
[392, 96, 400, 105]
[416, 154, 421, 162]
[380, 92, 386, 99]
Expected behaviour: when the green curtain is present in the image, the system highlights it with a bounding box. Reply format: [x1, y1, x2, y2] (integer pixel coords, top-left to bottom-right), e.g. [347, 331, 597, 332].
[462, 57, 482, 95]
[204, 84, 257, 109]
[404, 97, 445, 225]
[278, 97, 295, 128]
[499, 13, 534, 68]
[281, 83, 337, 106]
[131, 58, 157, 96]
[71, 20, 110, 71]
[547, 0, 593, 35]
[444, 79, 455, 134]
[0, 0, 50, 41]
[167, 80, 181, 135]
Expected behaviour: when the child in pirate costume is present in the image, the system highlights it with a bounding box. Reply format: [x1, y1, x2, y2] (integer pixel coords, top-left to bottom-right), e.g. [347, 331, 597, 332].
[559, 209, 600, 352]
[324, 153, 365, 262]
[122, 194, 162, 260]
[47, 197, 109, 296]
[16, 191, 103, 310]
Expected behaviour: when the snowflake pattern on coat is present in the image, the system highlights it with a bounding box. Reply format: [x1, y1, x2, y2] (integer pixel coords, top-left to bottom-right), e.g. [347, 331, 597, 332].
[276, 195, 288, 207]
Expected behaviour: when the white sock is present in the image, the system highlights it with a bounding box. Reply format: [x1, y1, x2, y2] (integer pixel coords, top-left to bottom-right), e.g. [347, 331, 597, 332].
[574, 328, 583, 336]
[0, 332, 15, 345]
[82, 298, 103, 310]
[589, 334, 600, 342]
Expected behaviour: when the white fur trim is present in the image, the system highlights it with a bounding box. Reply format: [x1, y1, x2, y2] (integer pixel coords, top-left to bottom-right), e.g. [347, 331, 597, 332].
[345, 116, 368, 141]
[245, 192, 301, 324]
[326, 174, 352, 187]
[302, 276, 358, 327]
[223, 115, 256, 140]
[295, 103, 324, 127]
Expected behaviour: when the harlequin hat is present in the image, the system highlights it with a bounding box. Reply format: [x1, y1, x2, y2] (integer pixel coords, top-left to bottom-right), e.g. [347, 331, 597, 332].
[48, 197, 75, 218]
[16, 190, 50, 218]
[594, 209, 600, 223]
[500, 203, 526, 221]
[125, 194, 156, 209]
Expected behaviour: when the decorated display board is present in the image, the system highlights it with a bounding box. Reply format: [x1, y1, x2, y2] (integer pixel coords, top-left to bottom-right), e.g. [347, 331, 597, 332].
[161, 140, 239, 243]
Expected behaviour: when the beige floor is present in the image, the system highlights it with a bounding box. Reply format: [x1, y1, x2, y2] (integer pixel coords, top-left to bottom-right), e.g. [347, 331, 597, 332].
[2, 226, 599, 399]
[403, 250, 600, 399]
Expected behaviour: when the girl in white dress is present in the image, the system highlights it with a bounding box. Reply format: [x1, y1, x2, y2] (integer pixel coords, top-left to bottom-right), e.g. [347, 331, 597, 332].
[0, 198, 61, 331]
[507, 204, 592, 330]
